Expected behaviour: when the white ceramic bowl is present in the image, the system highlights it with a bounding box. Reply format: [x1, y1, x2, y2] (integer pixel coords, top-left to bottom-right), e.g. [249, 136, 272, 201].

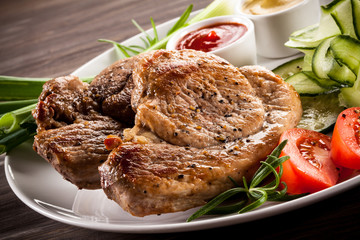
[236, 0, 321, 58]
[166, 15, 257, 67]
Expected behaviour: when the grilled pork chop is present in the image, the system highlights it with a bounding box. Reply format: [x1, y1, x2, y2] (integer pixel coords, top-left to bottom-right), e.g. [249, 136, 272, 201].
[33, 55, 147, 189]
[99, 50, 302, 216]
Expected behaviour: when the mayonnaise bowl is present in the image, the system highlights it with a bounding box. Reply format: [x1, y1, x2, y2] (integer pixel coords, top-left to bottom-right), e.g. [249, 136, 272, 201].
[236, 0, 321, 58]
[166, 15, 257, 67]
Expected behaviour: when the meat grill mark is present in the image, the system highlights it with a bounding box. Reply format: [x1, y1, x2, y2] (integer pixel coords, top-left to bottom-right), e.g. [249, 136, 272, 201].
[32, 49, 301, 215]
[32, 53, 150, 189]
[99, 50, 302, 216]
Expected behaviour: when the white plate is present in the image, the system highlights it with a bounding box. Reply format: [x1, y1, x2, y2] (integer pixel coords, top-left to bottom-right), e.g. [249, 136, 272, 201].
[5, 10, 360, 234]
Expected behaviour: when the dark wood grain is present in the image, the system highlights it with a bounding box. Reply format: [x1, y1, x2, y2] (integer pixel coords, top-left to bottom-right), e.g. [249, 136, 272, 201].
[1, 0, 360, 239]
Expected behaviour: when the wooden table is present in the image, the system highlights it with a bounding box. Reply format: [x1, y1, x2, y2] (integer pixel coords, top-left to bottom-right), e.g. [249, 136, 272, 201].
[1, 0, 359, 239]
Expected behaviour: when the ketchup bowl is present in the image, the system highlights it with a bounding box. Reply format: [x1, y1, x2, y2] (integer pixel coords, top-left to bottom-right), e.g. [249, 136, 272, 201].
[166, 15, 257, 67]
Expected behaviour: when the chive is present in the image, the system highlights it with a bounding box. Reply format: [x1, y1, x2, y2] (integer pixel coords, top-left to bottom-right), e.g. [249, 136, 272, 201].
[0, 99, 38, 114]
[0, 76, 48, 100]
[0, 128, 35, 154]
[0, 75, 93, 101]
[0, 103, 36, 135]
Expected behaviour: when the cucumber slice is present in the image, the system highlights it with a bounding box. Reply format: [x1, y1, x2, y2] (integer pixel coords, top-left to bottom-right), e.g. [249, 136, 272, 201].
[327, 60, 357, 86]
[339, 68, 360, 107]
[302, 49, 315, 71]
[285, 72, 332, 96]
[302, 71, 341, 89]
[352, 0, 360, 39]
[330, 35, 360, 75]
[286, 24, 324, 49]
[297, 91, 344, 133]
[284, 39, 318, 50]
[272, 57, 304, 79]
[312, 37, 334, 79]
[330, 0, 357, 38]
[290, 24, 319, 42]
[316, 0, 343, 40]
[312, 36, 356, 85]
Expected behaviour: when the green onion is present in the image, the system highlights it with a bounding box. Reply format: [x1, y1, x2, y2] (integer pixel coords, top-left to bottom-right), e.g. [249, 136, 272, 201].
[0, 103, 37, 135]
[0, 128, 35, 154]
[0, 75, 93, 101]
[187, 140, 306, 222]
[0, 76, 49, 101]
[0, 103, 37, 154]
[0, 99, 38, 115]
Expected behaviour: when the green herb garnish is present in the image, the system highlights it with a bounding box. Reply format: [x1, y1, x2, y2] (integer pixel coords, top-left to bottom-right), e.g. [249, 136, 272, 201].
[187, 140, 306, 222]
[99, 0, 235, 59]
[0, 75, 93, 101]
[0, 76, 93, 154]
[99, 4, 193, 59]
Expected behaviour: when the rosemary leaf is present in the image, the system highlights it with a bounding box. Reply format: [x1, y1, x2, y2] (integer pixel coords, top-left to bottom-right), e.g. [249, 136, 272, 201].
[258, 161, 281, 191]
[238, 190, 268, 213]
[187, 140, 301, 222]
[206, 200, 247, 215]
[186, 187, 247, 222]
[250, 142, 288, 188]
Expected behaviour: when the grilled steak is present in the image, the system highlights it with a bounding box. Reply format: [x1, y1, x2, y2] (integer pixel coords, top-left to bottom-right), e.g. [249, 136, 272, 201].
[33, 119, 123, 189]
[32, 54, 146, 189]
[99, 50, 302, 216]
[89, 55, 147, 125]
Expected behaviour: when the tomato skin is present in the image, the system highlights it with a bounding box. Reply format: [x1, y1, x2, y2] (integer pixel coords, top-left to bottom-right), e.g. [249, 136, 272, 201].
[279, 128, 339, 194]
[330, 107, 360, 169]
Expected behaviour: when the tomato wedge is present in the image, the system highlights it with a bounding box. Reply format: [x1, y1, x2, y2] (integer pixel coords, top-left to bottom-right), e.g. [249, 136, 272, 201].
[279, 128, 339, 194]
[331, 107, 360, 169]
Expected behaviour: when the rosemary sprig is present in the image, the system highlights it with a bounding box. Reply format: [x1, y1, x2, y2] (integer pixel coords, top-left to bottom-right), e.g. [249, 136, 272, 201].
[187, 140, 306, 222]
[99, 4, 193, 59]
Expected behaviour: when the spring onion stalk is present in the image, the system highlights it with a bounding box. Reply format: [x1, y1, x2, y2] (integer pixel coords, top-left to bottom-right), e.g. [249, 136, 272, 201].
[0, 75, 94, 100]
[0, 103, 36, 135]
[0, 76, 48, 100]
[0, 99, 38, 115]
[0, 128, 35, 154]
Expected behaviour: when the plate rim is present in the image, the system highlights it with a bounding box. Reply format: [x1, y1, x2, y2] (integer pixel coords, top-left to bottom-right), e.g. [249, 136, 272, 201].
[4, 7, 360, 234]
[5, 153, 360, 233]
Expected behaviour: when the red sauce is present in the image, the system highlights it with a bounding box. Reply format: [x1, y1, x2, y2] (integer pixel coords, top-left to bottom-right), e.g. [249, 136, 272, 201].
[175, 22, 248, 52]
